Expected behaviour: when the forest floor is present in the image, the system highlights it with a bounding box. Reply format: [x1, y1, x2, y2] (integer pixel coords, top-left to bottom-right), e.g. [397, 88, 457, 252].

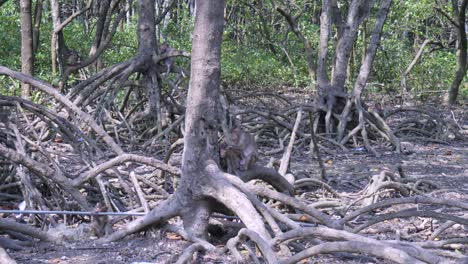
[6, 102, 468, 264]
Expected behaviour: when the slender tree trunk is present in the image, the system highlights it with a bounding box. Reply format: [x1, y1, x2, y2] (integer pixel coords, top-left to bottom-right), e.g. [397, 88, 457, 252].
[177, 0, 226, 238]
[32, 0, 43, 53]
[89, 0, 113, 70]
[446, 0, 467, 105]
[137, 0, 163, 133]
[400, 39, 430, 94]
[50, 0, 61, 76]
[353, 0, 393, 98]
[331, 0, 374, 92]
[276, 6, 317, 83]
[317, 0, 332, 90]
[257, 1, 277, 55]
[20, 0, 33, 99]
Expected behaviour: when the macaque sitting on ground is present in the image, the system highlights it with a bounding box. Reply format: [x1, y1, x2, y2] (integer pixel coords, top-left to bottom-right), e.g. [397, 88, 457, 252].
[219, 142, 241, 174]
[220, 126, 257, 174]
[159, 43, 174, 75]
[90, 202, 113, 237]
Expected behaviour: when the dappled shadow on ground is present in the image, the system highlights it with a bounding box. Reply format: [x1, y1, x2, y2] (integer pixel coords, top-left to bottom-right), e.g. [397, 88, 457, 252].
[9, 136, 467, 263]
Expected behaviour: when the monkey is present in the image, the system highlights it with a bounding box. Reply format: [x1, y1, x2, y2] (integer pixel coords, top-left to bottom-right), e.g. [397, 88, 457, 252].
[90, 202, 113, 237]
[228, 126, 257, 171]
[219, 142, 242, 174]
[159, 43, 174, 75]
[64, 50, 81, 66]
[374, 102, 385, 117]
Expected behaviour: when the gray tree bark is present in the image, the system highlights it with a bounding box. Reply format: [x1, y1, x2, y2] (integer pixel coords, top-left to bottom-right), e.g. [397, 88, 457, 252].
[20, 0, 33, 99]
[50, 0, 63, 76]
[445, 0, 467, 105]
[177, 0, 226, 238]
[32, 0, 43, 53]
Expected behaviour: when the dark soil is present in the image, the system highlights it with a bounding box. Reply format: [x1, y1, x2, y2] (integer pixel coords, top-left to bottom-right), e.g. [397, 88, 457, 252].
[5, 103, 468, 264]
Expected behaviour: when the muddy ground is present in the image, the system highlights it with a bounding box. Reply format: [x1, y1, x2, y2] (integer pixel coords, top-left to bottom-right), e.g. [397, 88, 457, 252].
[5, 104, 468, 264]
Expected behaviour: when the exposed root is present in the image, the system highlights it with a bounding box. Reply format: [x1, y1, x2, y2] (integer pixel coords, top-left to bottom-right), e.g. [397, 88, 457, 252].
[0, 219, 61, 242]
[237, 164, 295, 195]
[227, 228, 279, 264]
[429, 220, 457, 240]
[0, 247, 17, 264]
[0, 237, 27, 251]
[223, 172, 338, 229]
[353, 208, 468, 233]
[164, 224, 216, 250]
[205, 163, 271, 240]
[294, 178, 340, 197]
[275, 227, 440, 264]
[1, 66, 467, 264]
[174, 243, 206, 264]
[100, 195, 180, 242]
[284, 241, 425, 264]
[387, 107, 466, 141]
[338, 195, 468, 227]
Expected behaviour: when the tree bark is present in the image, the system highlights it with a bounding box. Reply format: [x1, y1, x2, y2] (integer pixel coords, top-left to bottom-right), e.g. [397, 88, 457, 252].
[50, 0, 63, 76]
[20, 0, 33, 99]
[177, 0, 225, 238]
[32, 0, 43, 53]
[400, 39, 430, 94]
[331, 0, 374, 92]
[137, 0, 163, 132]
[445, 0, 467, 105]
[353, 0, 393, 99]
[276, 6, 317, 82]
[317, 0, 332, 89]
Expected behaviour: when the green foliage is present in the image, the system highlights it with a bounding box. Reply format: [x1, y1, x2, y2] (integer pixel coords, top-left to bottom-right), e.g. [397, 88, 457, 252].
[409, 52, 457, 92]
[0, 2, 21, 70]
[102, 23, 138, 65]
[221, 42, 309, 87]
[370, 0, 460, 96]
[0, 0, 465, 102]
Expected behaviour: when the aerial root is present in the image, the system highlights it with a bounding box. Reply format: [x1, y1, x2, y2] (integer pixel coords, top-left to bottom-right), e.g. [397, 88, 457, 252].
[275, 227, 440, 264]
[341, 169, 438, 208]
[100, 195, 181, 243]
[224, 172, 339, 228]
[0, 219, 61, 243]
[339, 195, 468, 225]
[317, 95, 401, 155]
[294, 178, 340, 197]
[204, 164, 270, 239]
[174, 243, 210, 264]
[353, 208, 468, 233]
[164, 224, 216, 250]
[227, 228, 278, 264]
[387, 107, 467, 141]
[285, 241, 425, 264]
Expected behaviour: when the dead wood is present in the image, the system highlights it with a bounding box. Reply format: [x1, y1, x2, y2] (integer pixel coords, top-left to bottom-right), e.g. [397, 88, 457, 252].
[0, 247, 17, 264]
[274, 227, 441, 264]
[279, 109, 302, 178]
[339, 195, 468, 227]
[284, 241, 425, 264]
[353, 208, 468, 233]
[0, 66, 123, 155]
[0, 219, 60, 242]
[294, 178, 340, 197]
